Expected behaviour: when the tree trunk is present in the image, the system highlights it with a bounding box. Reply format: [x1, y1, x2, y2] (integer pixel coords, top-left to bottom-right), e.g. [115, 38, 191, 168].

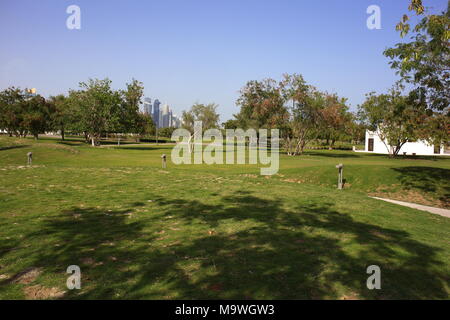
[61, 127, 65, 141]
[329, 140, 335, 150]
[188, 134, 193, 153]
[286, 136, 292, 155]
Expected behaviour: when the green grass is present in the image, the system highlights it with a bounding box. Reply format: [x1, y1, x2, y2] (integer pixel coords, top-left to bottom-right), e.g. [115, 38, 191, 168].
[0, 135, 449, 299]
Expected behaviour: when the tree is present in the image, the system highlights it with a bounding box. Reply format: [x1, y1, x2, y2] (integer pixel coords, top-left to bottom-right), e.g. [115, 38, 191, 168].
[0, 87, 53, 139]
[133, 112, 155, 140]
[22, 94, 54, 139]
[236, 78, 288, 131]
[384, 0, 450, 112]
[222, 119, 240, 130]
[318, 93, 351, 150]
[358, 87, 428, 157]
[182, 103, 220, 152]
[346, 114, 366, 145]
[0, 87, 24, 137]
[69, 78, 122, 146]
[119, 79, 145, 134]
[48, 94, 71, 140]
[280, 74, 323, 155]
[158, 127, 176, 138]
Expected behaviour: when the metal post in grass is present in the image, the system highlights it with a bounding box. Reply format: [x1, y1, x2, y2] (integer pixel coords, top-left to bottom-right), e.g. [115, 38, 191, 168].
[336, 163, 343, 189]
[161, 154, 167, 169]
[27, 152, 33, 166]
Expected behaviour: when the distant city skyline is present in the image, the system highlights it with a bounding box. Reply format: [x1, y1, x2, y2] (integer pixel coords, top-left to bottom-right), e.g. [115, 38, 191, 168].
[141, 97, 181, 128]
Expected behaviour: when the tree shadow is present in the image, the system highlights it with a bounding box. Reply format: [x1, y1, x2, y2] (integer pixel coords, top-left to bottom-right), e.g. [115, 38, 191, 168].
[113, 146, 172, 151]
[130, 192, 447, 299]
[392, 166, 450, 207]
[10, 193, 448, 299]
[7, 206, 148, 298]
[305, 151, 362, 158]
[0, 145, 29, 151]
[57, 141, 85, 147]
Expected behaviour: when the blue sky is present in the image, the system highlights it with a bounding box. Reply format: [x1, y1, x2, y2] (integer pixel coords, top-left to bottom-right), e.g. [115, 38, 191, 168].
[0, 0, 447, 121]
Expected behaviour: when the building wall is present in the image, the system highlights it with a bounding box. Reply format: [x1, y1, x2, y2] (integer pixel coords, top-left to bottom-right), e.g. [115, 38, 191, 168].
[365, 130, 445, 155]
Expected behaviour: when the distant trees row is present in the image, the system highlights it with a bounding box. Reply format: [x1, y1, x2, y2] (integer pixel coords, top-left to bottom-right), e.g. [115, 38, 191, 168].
[0, 78, 155, 146]
[229, 73, 365, 155]
[226, 0, 449, 157]
[228, 71, 447, 157]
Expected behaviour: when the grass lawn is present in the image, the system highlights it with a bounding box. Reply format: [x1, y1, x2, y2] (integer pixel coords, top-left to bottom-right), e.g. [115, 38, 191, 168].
[0, 135, 449, 299]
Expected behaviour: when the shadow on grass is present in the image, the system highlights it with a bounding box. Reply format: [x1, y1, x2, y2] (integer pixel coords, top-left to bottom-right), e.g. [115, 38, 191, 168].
[113, 146, 172, 151]
[0, 145, 30, 151]
[392, 166, 450, 207]
[305, 151, 362, 158]
[57, 141, 85, 147]
[14, 193, 448, 299]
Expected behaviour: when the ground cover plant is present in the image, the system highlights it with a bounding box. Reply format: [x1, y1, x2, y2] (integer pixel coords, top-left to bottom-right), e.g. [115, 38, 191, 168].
[0, 135, 449, 299]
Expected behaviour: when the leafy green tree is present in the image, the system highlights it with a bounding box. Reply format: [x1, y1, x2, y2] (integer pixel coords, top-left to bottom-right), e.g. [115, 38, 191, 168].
[69, 78, 122, 146]
[358, 87, 427, 157]
[119, 79, 145, 133]
[318, 94, 351, 150]
[280, 74, 322, 155]
[346, 114, 366, 145]
[236, 78, 288, 131]
[158, 127, 176, 138]
[222, 119, 240, 130]
[182, 103, 220, 152]
[48, 94, 71, 140]
[384, 0, 449, 112]
[0, 87, 54, 139]
[22, 94, 54, 139]
[0, 87, 24, 137]
[132, 112, 155, 141]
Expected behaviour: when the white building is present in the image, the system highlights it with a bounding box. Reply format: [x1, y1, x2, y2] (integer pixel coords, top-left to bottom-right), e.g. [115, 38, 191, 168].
[364, 129, 449, 156]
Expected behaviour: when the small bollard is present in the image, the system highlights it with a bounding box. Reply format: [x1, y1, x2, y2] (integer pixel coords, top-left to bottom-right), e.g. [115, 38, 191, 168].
[335, 163, 343, 189]
[27, 152, 33, 166]
[161, 154, 167, 169]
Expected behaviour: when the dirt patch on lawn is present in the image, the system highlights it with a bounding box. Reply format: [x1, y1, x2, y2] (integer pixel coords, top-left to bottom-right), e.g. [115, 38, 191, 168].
[283, 178, 305, 184]
[340, 293, 360, 300]
[11, 267, 42, 284]
[23, 285, 66, 300]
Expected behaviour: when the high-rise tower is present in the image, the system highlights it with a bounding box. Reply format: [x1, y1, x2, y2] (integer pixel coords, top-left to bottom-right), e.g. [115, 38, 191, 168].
[152, 99, 161, 127]
[143, 98, 152, 115]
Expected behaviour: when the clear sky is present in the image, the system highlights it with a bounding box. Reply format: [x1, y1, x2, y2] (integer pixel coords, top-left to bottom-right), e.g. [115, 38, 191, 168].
[0, 0, 447, 121]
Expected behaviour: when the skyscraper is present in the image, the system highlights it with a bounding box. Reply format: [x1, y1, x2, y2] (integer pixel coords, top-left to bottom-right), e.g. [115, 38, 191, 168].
[162, 104, 170, 128]
[143, 98, 152, 115]
[152, 99, 161, 128]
